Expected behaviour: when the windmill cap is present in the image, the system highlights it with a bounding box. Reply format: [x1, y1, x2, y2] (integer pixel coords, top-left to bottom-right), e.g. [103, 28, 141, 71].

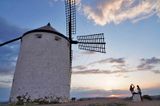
[36, 23, 58, 32]
[22, 23, 69, 41]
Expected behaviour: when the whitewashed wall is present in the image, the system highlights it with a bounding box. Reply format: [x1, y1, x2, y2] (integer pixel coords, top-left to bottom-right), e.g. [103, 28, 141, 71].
[10, 32, 71, 103]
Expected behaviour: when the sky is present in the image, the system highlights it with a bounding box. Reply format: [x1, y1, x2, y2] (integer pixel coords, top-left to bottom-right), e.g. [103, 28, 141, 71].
[0, 0, 160, 102]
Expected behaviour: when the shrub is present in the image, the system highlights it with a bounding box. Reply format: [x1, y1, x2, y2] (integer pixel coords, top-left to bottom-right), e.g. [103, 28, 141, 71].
[143, 95, 152, 100]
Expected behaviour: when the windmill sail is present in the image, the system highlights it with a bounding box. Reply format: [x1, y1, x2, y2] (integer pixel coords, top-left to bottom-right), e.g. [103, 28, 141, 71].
[0, 37, 21, 47]
[65, 0, 76, 66]
[77, 33, 106, 53]
[65, 0, 76, 38]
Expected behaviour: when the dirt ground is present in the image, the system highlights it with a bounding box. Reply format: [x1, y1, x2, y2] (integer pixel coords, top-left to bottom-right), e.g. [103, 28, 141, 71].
[38, 98, 160, 106]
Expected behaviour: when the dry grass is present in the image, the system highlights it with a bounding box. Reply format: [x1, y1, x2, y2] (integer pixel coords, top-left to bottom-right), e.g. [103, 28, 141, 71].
[2, 98, 160, 106]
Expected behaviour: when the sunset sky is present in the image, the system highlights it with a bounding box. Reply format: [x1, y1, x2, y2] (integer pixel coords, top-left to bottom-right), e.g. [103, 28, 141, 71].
[0, 0, 160, 102]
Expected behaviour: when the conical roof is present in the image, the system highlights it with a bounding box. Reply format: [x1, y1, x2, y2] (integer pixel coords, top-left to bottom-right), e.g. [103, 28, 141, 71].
[35, 23, 58, 32]
[22, 23, 69, 41]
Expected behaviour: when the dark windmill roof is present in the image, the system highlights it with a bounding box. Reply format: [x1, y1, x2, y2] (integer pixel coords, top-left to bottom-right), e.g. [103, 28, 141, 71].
[22, 23, 69, 41]
[37, 23, 57, 32]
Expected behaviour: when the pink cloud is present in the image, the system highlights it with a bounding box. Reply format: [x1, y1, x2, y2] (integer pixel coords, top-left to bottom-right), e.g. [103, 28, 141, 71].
[82, 0, 160, 26]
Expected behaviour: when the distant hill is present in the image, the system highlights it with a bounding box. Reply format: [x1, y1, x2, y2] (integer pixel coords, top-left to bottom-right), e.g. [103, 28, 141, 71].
[151, 95, 160, 100]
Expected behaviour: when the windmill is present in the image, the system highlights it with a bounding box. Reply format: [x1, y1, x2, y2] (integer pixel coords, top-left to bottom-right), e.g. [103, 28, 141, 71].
[0, 0, 106, 103]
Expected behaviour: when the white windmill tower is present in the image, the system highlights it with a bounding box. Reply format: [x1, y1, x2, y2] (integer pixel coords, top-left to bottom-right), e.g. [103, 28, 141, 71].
[0, 0, 106, 103]
[10, 23, 71, 103]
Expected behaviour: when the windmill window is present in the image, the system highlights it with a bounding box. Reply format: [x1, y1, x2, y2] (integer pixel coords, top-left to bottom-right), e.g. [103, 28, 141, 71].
[35, 34, 42, 38]
[55, 36, 61, 41]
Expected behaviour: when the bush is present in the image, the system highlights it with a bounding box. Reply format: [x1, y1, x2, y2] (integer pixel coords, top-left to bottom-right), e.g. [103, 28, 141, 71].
[143, 95, 152, 100]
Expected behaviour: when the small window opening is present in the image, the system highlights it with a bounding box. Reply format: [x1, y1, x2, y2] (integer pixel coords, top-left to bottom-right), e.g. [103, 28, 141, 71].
[55, 36, 61, 41]
[35, 34, 42, 38]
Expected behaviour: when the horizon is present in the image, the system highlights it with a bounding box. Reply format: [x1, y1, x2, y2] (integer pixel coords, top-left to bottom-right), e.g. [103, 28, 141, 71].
[0, 0, 160, 102]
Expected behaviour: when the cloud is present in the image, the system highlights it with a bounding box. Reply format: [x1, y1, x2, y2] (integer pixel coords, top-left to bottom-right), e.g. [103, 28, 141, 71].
[73, 57, 160, 75]
[73, 57, 130, 75]
[98, 58, 125, 64]
[0, 17, 26, 42]
[0, 17, 27, 88]
[73, 65, 87, 70]
[0, 68, 14, 76]
[0, 74, 13, 88]
[0, 17, 27, 71]
[72, 69, 130, 75]
[82, 0, 160, 26]
[0, 67, 13, 88]
[48, 0, 160, 26]
[71, 87, 129, 98]
[137, 57, 160, 71]
[73, 58, 126, 69]
[141, 57, 160, 64]
[89, 58, 125, 65]
[153, 70, 160, 74]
